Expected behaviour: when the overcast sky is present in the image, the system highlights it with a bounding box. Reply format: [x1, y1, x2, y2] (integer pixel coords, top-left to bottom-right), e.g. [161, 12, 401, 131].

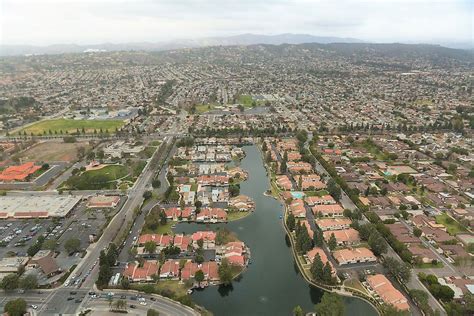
[1, 0, 472, 45]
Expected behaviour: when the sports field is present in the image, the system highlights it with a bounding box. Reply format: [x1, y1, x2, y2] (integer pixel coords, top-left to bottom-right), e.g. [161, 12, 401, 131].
[18, 119, 125, 135]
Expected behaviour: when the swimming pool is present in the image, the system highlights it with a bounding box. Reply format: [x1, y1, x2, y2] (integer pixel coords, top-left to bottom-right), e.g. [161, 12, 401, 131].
[290, 191, 305, 199]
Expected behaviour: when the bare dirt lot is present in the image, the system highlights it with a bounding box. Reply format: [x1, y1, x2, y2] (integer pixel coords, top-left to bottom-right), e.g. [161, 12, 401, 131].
[18, 141, 90, 162]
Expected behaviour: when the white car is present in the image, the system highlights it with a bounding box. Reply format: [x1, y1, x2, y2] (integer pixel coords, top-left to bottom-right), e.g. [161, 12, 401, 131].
[31, 305, 38, 310]
[140, 302, 147, 306]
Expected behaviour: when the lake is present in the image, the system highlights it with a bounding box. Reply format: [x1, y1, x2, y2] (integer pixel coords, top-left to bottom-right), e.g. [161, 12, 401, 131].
[174, 145, 378, 316]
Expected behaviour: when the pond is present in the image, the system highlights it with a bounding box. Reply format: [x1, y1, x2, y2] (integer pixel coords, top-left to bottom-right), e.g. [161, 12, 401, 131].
[174, 145, 378, 316]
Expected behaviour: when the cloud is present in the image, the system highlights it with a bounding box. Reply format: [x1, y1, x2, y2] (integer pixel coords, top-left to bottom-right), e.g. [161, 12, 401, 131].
[1, 0, 472, 45]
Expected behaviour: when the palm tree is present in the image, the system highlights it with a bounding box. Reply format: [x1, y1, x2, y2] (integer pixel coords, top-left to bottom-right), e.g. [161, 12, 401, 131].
[114, 299, 127, 311]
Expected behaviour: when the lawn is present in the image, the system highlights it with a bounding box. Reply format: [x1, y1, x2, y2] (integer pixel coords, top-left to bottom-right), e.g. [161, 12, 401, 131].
[436, 213, 467, 235]
[227, 211, 251, 221]
[18, 141, 90, 162]
[87, 165, 129, 179]
[18, 118, 125, 136]
[131, 280, 190, 299]
[305, 190, 330, 197]
[237, 95, 255, 107]
[415, 262, 444, 269]
[195, 104, 216, 113]
[344, 278, 368, 295]
[62, 164, 129, 190]
[142, 221, 176, 235]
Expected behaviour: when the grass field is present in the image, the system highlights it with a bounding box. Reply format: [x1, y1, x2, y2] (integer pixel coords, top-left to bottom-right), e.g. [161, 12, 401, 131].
[18, 141, 90, 162]
[305, 190, 330, 197]
[415, 262, 444, 269]
[86, 165, 128, 179]
[195, 104, 216, 113]
[238, 95, 254, 107]
[62, 164, 129, 190]
[436, 213, 467, 235]
[227, 211, 251, 221]
[18, 118, 125, 135]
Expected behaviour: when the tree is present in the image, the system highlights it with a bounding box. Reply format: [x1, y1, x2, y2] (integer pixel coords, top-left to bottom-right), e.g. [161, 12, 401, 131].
[195, 270, 205, 283]
[0, 274, 19, 290]
[218, 258, 233, 285]
[147, 309, 160, 316]
[280, 158, 287, 174]
[286, 213, 296, 231]
[328, 233, 337, 250]
[380, 304, 410, 316]
[144, 241, 157, 254]
[383, 257, 411, 283]
[152, 179, 161, 189]
[327, 179, 341, 201]
[413, 227, 422, 237]
[368, 231, 387, 256]
[42, 239, 58, 251]
[121, 277, 130, 289]
[296, 224, 313, 253]
[143, 190, 153, 200]
[197, 238, 204, 249]
[293, 305, 304, 316]
[19, 274, 38, 290]
[322, 262, 333, 283]
[4, 298, 27, 316]
[313, 229, 324, 247]
[314, 292, 345, 316]
[64, 238, 81, 254]
[310, 254, 324, 281]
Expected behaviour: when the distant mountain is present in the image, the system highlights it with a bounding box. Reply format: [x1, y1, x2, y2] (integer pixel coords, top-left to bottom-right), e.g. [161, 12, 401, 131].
[0, 33, 364, 56]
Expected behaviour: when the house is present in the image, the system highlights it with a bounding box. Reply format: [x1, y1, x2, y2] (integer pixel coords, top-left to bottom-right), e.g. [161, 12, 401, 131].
[138, 234, 173, 251]
[408, 245, 437, 263]
[159, 260, 180, 279]
[229, 195, 255, 211]
[301, 220, 314, 239]
[192, 231, 216, 249]
[200, 261, 219, 281]
[306, 247, 335, 275]
[306, 195, 336, 206]
[315, 218, 352, 231]
[333, 247, 377, 265]
[276, 175, 293, 190]
[223, 241, 246, 266]
[286, 161, 313, 174]
[180, 261, 199, 281]
[173, 234, 192, 252]
[123, 260, 159, 282]
[312, 204, 344, 217]
[366, 274, 409, 311]
[293, 174, 326, 190]
[289, 199, 306, 218]
[196, 208, 227, 222]
[323, 229, 360, 246]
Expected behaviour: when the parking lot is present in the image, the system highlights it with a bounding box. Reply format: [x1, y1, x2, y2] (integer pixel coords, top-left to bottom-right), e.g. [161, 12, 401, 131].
[0, 219, 54, 258]
[0, 195, 125, 286]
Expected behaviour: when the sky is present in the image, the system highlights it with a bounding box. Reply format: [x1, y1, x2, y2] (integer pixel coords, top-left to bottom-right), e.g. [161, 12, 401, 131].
[1, 0, 472, 46]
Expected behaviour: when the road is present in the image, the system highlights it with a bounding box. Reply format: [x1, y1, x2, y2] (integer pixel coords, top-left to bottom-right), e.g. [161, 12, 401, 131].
[399, 219, 460, 276]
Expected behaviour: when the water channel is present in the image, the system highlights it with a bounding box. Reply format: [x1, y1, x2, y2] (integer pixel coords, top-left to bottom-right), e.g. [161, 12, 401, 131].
[174, 145, 378, 316]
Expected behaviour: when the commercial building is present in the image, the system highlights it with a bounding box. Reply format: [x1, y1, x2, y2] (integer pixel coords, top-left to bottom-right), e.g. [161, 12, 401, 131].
[0, 195, 81, 219]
